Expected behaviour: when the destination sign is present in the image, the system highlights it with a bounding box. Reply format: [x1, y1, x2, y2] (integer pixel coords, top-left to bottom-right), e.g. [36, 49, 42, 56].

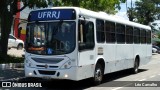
[28, 9, 76, 21]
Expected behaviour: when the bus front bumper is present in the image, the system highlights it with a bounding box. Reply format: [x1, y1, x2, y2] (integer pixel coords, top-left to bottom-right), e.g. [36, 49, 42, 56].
[25, 65, 78, 81]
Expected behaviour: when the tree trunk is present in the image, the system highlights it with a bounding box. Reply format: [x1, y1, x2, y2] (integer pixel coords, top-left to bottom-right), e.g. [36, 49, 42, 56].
[0, 10, 13, 60]
[0, 0, 26, 61]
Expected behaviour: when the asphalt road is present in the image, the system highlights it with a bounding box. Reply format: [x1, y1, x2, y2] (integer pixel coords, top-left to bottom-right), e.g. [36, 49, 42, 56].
[87, 54, 160, 90]
[0, 54, 160, 90]
[116, 76, 160, 90]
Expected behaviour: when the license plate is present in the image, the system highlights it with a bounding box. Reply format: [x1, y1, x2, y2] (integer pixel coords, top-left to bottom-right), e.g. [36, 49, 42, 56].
[43, 76, 51, 79]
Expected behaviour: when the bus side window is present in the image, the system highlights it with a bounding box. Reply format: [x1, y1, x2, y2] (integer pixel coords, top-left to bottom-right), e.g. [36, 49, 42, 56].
[78, 20, 95, 51]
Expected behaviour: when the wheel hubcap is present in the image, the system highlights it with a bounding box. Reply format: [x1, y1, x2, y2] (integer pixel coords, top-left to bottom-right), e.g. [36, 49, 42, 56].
[95, 69, 102, 81]
[135, 61, 138, 72]
[18, 45, 22, 49]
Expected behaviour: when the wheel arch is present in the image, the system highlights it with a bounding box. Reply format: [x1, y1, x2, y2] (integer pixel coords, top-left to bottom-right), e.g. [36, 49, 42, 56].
[17, 43, 23, 47]
[17, 43, 24, 50]
[95, 58, 105, 74]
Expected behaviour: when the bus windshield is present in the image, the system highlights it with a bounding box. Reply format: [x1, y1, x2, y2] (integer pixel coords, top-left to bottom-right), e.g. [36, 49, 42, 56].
[25, 21, 76, 55]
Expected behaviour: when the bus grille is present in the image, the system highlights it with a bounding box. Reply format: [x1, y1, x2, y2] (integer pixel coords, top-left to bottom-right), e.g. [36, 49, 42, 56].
[38, 70, 56, 75]
[36, 65, 58, 68]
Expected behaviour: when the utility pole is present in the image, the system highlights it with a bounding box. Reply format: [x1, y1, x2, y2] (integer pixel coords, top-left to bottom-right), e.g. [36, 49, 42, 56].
[126, 0, 127, 12]
[131, 0, 132, 19]
[128, 0, 134, 21]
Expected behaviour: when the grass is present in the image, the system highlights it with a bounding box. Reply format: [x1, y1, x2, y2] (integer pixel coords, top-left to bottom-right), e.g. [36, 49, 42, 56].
[0, 54, 24, 64]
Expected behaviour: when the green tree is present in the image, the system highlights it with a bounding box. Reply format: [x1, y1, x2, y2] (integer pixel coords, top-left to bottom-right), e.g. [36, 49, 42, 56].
[0, 0, 126, 60]
[0, 0, 48, 60]
[127, 0, 160, 25]
[60, 0, 126, 14]
[127, 7, 136, 21]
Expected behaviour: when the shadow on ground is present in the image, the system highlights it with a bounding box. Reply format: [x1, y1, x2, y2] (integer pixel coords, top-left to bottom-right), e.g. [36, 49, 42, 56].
[0, 63, 24, 81]
[0, 69, 24, 80]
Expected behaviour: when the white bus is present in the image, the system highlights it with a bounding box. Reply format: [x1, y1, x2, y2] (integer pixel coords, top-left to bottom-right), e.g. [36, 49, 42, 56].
[24, 7, 152, 85]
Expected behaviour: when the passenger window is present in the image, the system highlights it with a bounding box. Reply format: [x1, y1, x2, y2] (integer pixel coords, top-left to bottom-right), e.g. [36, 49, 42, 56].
[146, 30, 151, 44]
[96, 19, 105, 43]
[78, 20, 95, 51]
[126, 26, 133, 44]
[134, 28, 140, 44]
[140, 29, 146, 44]
[105, 21, 116, 43]
[116, 23, 125, 43]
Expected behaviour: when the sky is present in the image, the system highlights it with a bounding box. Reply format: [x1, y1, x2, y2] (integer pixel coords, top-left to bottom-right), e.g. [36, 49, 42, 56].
[116, 0, 138, 20]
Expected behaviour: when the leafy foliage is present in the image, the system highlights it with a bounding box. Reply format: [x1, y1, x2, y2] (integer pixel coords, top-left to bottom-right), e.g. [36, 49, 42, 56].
[60, 0, 126, 14]
[0, 0, 126, 60]
[127, 0, 160, 25]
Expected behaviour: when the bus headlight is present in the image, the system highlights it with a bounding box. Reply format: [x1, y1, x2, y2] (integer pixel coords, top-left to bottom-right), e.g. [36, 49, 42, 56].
[60, 61, 72, 69]
[25, 59, 35, 68]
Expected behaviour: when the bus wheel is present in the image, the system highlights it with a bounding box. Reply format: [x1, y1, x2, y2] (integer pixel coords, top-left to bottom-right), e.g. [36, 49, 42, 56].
[92, 63, 103, 85]
[132, 58, 139, 74]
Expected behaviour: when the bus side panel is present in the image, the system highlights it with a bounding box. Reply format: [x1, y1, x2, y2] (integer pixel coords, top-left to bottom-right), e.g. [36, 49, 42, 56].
[123, 44, 134, 69]
[115, 44, 125, 71]
[103, 44, 116, 74]
[115, 44, 134, 71]
[139, 44, 147, 66]
[145, 44, 152, 65]
[77, 50, 95, 80]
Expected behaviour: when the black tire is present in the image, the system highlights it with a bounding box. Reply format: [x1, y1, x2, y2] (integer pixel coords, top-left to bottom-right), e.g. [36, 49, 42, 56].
[131, 58, 139, 74]
[17, 44, 23, 50]
[92, 63, 103, 85]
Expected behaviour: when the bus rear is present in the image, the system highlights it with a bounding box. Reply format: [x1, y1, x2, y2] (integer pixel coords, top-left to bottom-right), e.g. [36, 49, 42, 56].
[24, 8, 79, 80]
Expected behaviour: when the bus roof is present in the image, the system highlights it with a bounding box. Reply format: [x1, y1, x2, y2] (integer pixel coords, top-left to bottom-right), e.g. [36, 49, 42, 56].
[30, 7, 151, 30]
[76, 7, 151, 30]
